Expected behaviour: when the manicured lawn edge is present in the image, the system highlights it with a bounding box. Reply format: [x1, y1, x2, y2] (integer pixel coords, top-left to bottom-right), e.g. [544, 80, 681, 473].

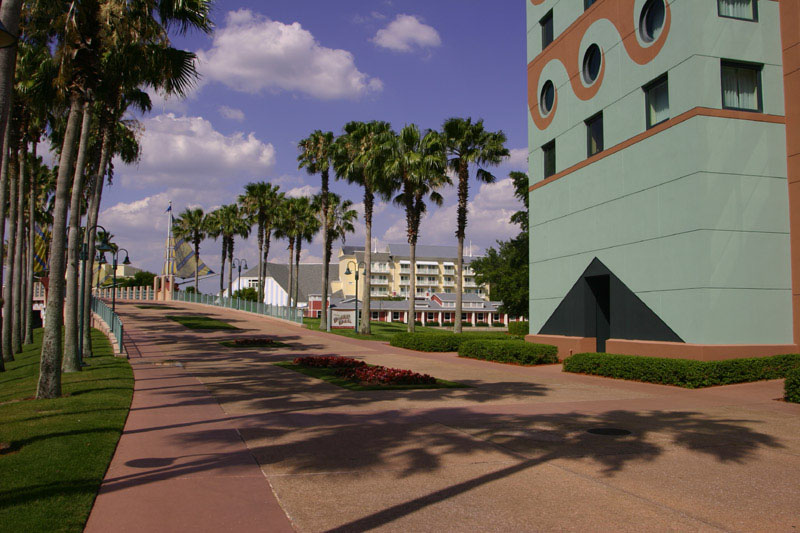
[165, 315, 238, 330]
[0, 328, 133, 532]
[274, 361, 466, 390]
[563, 352, 800, 389]
[389, 331, 514, 352]
[302, 318, 441, 342]
[786, 368, 800, 403]
[458, 340, 558, 365]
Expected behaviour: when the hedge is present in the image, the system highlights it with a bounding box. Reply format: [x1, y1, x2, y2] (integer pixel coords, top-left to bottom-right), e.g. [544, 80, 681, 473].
[459, 340, 558, 365]
[563, 352, 800, 389]
[786, 368, 800, 403]
[476, 322, 489, 327]
[492, 322, 505, 328]
[390, 331, 512, 352]
[508, 321, 529, 337]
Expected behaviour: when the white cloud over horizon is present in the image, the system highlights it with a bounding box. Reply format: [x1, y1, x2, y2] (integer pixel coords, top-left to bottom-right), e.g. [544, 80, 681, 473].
[197, 9, 383, 100]
[372, 14, 441, 53]
[218, 105, 246, 122]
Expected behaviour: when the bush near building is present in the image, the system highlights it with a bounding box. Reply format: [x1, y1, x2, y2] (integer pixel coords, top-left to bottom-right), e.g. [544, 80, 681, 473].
[786, 368, 800, 403]
[508, 321, 529, 337]
[563, 353, 800, 389]
[459, 340, 558, 365]
[390, 331, 511, 352]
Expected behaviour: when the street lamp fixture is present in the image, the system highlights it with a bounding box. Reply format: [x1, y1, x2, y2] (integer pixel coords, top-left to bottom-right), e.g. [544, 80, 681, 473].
[80, 224, 112, 362]
[345, 260, 365, 331]
[111, 248, 130, 314]
[232, 258, 248, 308]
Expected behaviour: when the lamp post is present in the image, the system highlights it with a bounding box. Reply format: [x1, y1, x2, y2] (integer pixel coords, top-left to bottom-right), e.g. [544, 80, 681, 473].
[80, 225, 114, 362]
[111, 248, 131, 314]
[232, 258, 247, 309]
[344, 260, 365, 331]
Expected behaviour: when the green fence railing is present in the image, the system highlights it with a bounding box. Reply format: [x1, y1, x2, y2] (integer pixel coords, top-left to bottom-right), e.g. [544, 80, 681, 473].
[91, 297, 124, 356]
[172, 291, 304, 325]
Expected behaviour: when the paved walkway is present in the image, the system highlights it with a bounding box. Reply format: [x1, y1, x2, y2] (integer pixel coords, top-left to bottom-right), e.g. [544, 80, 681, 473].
[86, 301, 800, 532]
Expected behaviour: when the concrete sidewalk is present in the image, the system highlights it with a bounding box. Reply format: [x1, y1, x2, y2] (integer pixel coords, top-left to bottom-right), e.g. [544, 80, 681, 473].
[87, 301, 800, 532]
[84, 323, 294, 533]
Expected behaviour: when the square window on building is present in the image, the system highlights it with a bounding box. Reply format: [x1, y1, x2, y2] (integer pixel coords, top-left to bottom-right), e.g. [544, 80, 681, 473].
[718, 0, 756, 21]
[462, 313, 468, 321]
[721, 61, 762, 112]
[540, 10, 553, 49]
[645, 74, 669, 128]
[586, 112, 603, 157]
[393, 312, 400, 321]
[542, 140, 556, 179]
[371, 311, 379, 320]
[427, 312, 435, 321]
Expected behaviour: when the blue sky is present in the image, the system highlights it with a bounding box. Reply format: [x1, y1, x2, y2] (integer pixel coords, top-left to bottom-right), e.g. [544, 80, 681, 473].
[95, 1, 528, 285]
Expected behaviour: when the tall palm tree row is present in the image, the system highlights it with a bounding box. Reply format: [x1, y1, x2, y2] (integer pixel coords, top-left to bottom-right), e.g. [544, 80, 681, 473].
[172, 208, 207, 293]
[238, 182, 283, 303]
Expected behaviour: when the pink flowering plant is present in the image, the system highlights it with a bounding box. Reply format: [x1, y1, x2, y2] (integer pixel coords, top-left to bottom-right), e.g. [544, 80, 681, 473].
[335, 365, 437, 386]
[293, 356, 367, 368]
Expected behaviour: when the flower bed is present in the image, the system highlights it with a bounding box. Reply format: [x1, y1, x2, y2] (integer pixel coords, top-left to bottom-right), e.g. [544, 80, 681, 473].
[293, 355, 366, 368]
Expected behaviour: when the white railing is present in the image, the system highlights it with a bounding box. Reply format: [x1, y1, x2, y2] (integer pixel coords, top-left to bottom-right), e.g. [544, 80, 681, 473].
[173, 291, 303, 324]
[95, 286, 157, 301]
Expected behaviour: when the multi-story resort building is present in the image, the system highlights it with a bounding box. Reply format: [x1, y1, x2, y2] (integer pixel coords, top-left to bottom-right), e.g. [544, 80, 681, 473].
[526, 0, 800, 359]
[332, 244, 487, 300]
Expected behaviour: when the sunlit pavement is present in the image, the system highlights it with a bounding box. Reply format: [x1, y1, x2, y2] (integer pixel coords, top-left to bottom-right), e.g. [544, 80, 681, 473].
[87, 301, 800, 532]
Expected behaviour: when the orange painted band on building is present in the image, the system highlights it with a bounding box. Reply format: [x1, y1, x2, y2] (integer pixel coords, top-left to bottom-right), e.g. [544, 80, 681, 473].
[526, 334, 799, 362]
[528, 107, 786, 193]
[527, 0, 671, 129]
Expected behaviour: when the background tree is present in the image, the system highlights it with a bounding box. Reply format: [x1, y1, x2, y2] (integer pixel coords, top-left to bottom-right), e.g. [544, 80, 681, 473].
[292, 197, 320, 308]
[298, 130, 334, 328]
[239, 181, 282, 303]
[385, 125, 448, 332]
[173, 207, 207, 293]
[471, 171, 529, 319]
[313, 192, 357, 318]
[441, 117, 508, 333]
[334, 120, 395, 334]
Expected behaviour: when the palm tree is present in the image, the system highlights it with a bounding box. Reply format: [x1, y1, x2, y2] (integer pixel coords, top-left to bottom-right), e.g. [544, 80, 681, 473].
[441, 117, 509, 333]
[313, 192, 357, 309]
[204, 209, 226, 296]
[273, 197, 304, 307]
[238, 182, 282, 303]
[173, 208, 207, 293]
[298, 130, 335, 327]
[292, 197, 320, 308]
[385, 125, 449, 332]
[221, 204, 251, 297]
[334, 120, 397, 334]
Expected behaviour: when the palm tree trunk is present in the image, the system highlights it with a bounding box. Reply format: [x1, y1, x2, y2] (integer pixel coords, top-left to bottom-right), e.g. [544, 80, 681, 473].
[24, 141, 36, 345]
[37, 92, 83, 399]
[0, 0, 21, 161]
[64, 101, 92, 372]
[227, 238, 233, 298]
[263, 228, 272, 302]
[3, 148, 18, 362]
[408, 241, 416, 333]
[320, 169, 330, 329]
[360, 189, 373, 335]
[256, 224, 264, 303]
[194, 240, 200, 293]
[0, 100, 12, 364]
[294, 238, 301, 309]
[82, 124, 112, 358]
[454, 165, 469, 334]
[218, 239, 225, 296]
[287, 240, 294, 308]
[12, 141, 26, 355]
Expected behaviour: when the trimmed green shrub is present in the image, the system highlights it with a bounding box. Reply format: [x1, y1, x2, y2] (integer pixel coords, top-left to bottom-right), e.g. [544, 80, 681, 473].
[492, 321, 505, 328]
[414, 320, 423, 326]
[442, 322, 454, 327]
[461, 321, 472, 328]
[786, 368, 800, 403]
[426, 321, 440, 327]
[476, 321, 490, 327]
[508, 321, 529, 337]
[390, 331, 512, 352]
[459, 340, 558, 365]
[563, 352, 800, 389]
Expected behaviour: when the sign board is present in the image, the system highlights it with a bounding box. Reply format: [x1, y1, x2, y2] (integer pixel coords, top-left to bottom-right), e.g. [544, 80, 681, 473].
[331, 310, 357, 329]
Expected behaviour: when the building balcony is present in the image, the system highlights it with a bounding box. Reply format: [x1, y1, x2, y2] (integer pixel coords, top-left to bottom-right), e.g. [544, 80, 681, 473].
[371, 265, 390, 273]
[415, 279, 439, 286]
[398, 279, 410, 286]
[370, 277, 389, 285]
[442, 280, 455, 287]
[464, 281, 478, 288]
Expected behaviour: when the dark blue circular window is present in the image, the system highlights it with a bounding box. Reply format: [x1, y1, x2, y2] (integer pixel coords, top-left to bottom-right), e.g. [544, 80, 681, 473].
[582, 44, 602, 85]
[640, 0, 666, 43]
[540, 80, 555, 116]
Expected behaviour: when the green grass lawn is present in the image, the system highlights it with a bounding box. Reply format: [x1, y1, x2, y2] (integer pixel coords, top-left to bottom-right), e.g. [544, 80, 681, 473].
[165, 315, 239, 330]
[303, 317, 442, 342]
[274, 361, 466, 391]
[0, 328, 133, 532]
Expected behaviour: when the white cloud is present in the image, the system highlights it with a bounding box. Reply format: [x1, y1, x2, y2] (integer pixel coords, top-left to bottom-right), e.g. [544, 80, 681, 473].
[197, 9, 383, 100]
[506, 148, 528, 170]
[286, 184, 319, 198]
[218, 105, 245, 122]
[115, 113, 276, 189]
[372, 14, 441, 52]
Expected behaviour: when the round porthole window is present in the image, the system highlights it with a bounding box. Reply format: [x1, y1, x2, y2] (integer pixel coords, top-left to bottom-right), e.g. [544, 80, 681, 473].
[582, 44, 602, 85]
[639, 0, 666, 43]
[540, 80, 555, 116]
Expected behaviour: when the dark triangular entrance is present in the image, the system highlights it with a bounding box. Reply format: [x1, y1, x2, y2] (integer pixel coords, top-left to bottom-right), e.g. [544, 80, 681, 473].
[539, 258, 682, 351]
